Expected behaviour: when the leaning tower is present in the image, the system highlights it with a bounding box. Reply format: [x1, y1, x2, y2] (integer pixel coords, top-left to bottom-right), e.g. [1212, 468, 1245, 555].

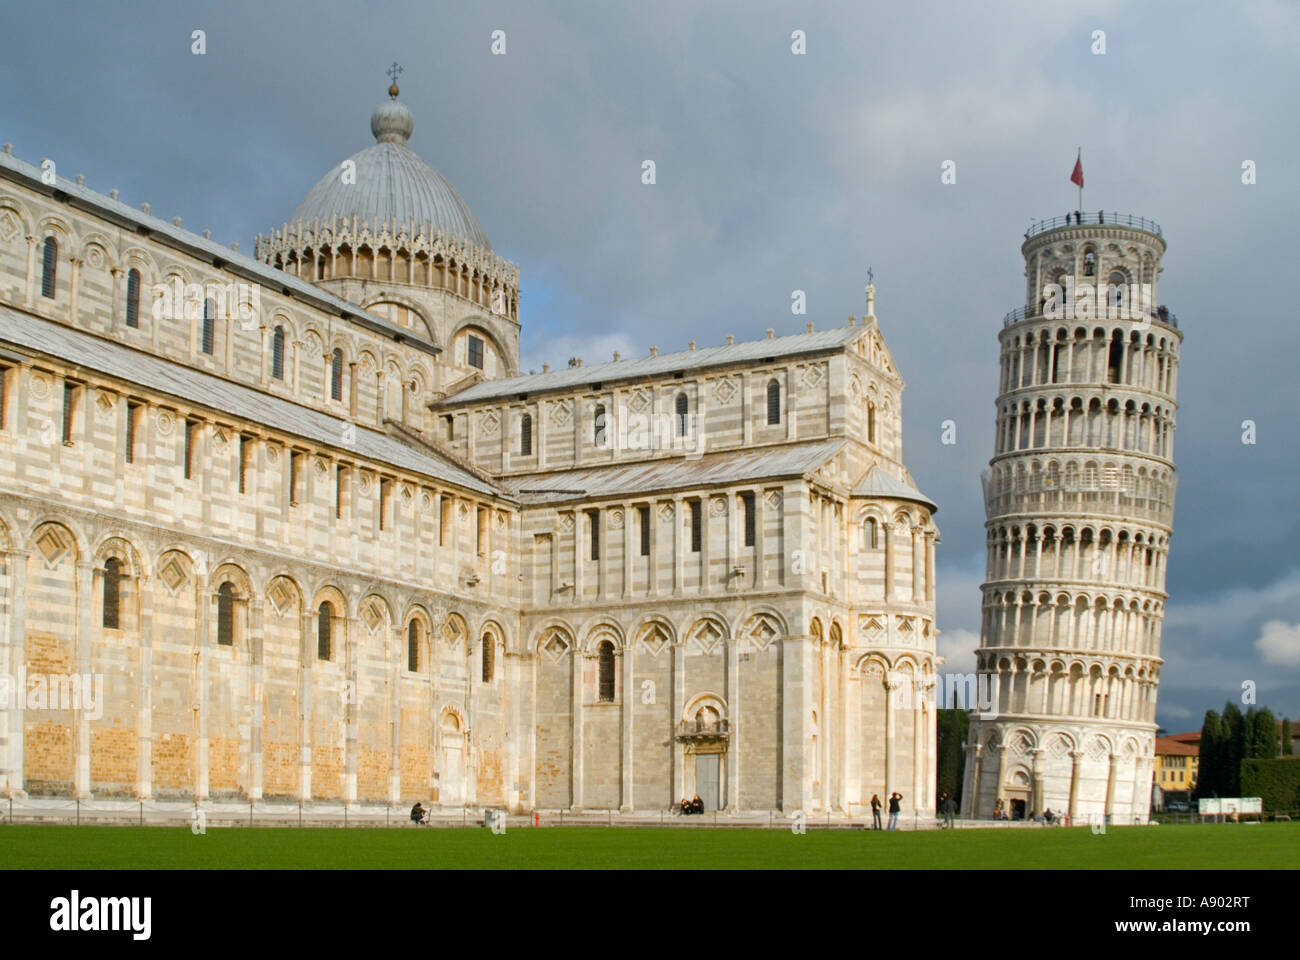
[962, 212, 1181, 825]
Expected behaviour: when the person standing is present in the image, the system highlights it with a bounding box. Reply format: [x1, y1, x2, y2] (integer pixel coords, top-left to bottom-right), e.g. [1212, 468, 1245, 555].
[870, 794, 883, 831]
[887, 792, 902, 830]
[943, 791, 955, 829]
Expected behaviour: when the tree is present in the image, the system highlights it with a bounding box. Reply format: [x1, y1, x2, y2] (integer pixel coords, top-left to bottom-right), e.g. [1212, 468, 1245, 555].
[1248, 707, 1278, 760]
[1282, 718, 1294, 756]
[1195, 710, 1222, 800]
[1222, 702, 1245, 796]
[936, 704, 970, 805]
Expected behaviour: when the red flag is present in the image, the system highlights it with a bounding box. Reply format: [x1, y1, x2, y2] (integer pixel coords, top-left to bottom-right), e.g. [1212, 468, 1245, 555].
[1070, 152, 1084, 188]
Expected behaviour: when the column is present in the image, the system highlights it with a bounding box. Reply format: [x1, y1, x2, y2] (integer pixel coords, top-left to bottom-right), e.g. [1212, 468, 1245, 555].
[1068, 750, 1083, 823]
[298, 610, 312, 800]
[672, 496, 685, 597]
[883, 523, 895, 601]
[389, 624, 402, 804]
[570, 641, 584, 809]
[726, 630, 740, 812]
[884, 677, 899, 805]
[911, 526, 922, 601]
[912, 681, 924, 815]
[343, 606, 359, 805]
[620, 642, 634, 812]
[622, 502, 633, 599]
[964, 743, 983, 819]
[248, 591, 264, 801]
[1104, 753, 1120, 822]
[925, 533, 936, 603]
[2, 550, 28, 796]
[994, 741, 1008, 814]
[1030, 747, 1044, 815]
[194, 570, 210, 801]
[672, 639, 686, 802]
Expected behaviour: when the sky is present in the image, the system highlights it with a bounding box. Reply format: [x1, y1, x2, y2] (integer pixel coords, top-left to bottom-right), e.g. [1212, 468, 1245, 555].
[2, 0, 1297, 730]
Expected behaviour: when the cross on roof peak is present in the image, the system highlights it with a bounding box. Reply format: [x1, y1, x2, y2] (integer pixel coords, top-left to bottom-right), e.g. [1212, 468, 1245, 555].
[387, 62, 404, 84]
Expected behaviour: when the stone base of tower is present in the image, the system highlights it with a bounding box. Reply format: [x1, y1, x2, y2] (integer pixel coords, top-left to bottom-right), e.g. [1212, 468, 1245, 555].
[962, 717, 1156, 825]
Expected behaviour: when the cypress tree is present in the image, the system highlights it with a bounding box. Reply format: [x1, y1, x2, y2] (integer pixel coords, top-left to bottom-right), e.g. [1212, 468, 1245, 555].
[1195, 710, 1221, 800]
[1252, 707, 1278, 760]
[1282, 718, 1294, 756]
[1222, 702, 1245, 796]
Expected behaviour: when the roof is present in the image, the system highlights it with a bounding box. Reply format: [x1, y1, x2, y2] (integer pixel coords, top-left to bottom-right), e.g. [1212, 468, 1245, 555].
[1167, 731, 1201, 744]
[1155, 737, 1199, 757]
[0, 305, 506, 499]
[0, 149, 439, 356]
[444, 326, 868, 405]
[289, 96, 491, 251]
[852, 465, 937, 511]
[504, 439, 847, 505]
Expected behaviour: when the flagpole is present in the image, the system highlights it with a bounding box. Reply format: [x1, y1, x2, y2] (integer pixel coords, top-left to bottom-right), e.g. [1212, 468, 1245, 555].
[1077, 146, 1082, 213]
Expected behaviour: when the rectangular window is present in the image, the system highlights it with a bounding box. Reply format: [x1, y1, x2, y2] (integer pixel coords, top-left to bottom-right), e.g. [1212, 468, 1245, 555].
[444, 414, 454, 441]
[62, 382, 77, 444]
[335, 465, 347, 519]
[183, 419, 196, 478]
[289, 450, 302, 505]
[638, 506, 650, 557]
[238, 435, 250, 493]
[467, 335, 484, 369]
[690, 500, 702, 553]
[379, 478, 391, 530]
[588, 509, 600, 560]
[125, 401, 140, 464]
[742, 492, 756, 547]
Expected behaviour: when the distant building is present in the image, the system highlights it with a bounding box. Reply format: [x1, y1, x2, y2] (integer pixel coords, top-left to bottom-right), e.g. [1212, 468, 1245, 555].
[1154, 733, 1198, 794]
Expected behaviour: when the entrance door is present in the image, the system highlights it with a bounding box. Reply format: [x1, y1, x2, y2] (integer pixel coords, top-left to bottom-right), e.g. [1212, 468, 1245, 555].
[1010, 798, 1027, 820]
[695, 754, 720, 811]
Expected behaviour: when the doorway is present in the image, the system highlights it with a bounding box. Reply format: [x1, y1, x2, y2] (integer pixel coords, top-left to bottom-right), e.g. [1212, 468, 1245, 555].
[1010, 798, 1027, 820]
[695, 754, 720, 811]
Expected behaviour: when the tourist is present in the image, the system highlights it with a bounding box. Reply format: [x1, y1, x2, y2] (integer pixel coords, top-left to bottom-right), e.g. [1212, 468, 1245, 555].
[887, 792, 902, 830]
[942, 791, 955, 828]
[870, 794, 883, 830]
[690, 794, 704, 815]
[410, 801, 427, 825]
[679, 798, 691, 816]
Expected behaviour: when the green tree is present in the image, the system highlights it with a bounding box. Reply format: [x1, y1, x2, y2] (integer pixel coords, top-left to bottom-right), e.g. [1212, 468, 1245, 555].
[1248, 707, 1278, 760]
[1222, 702, 1245, 796]
[936, 704, 970, 805]
[1195, 710, 1222, 800]
[1282, 718, 1294, 756]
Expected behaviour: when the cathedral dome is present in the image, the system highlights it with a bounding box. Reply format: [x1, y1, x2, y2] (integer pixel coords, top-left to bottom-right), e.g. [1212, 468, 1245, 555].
[288, 86, 491, 251]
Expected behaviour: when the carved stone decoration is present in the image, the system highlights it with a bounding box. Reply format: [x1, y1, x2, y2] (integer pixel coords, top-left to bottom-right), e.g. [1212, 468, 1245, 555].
[30, 375, 50, 400]
[608, 509, 624, 529]
[0, 210, 21, 244]
[709, 496, 726, 517]
[712, 377, 736, 404]
[658, 502, 675, 523]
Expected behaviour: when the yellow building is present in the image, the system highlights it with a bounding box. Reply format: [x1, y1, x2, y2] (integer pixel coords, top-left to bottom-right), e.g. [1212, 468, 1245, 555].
[1154, 733, 1199, 793]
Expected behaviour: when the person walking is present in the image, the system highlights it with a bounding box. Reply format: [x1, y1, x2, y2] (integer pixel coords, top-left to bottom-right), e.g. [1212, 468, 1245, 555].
[887, 792, 902, 830]
[943, 791, 955, 829]
[870, 794, 883, 831]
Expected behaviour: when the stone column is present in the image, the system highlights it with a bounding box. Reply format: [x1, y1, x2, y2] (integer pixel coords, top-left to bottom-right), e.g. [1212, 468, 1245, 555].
[884, 676, 899, 806]
[343, 607, 359, 805]
[672, 639, 686, 802]
[883, 523, 895, 601]
[389, 624, 402, 804]
[74, 561, 93, 799]
[994, 741, 1008, 814]
[194, 570, 210, 801]
[1105, 752, 1120, 822]
[571, 641, 584, 810]
[24, 235, 37, 308]
[672, 497, 685, 597]
[925, 532, 936, 603]
[2, 550, 29, 797]
[1030, 747, 1044, 815]
[912, 681, 924, 815]
[620, 639, 634, 812]
[298, 611, 312, 800]
[726, 630, 740, 812]
[248, 590, 264, 801]
[964, 743, 983, 818]
[1068, 750, 1083, 823]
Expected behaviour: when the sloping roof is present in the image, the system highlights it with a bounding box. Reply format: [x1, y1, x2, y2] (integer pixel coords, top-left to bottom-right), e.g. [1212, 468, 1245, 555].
[443, 326, 867, 405]
[0, 150, 439, 355]
[1167, 731, 1201, 744]
[852, 465, 937, 511]
[1155, 737, 1199, 757]
[0, 305, 506, 499]
[504, 439, 847, 505]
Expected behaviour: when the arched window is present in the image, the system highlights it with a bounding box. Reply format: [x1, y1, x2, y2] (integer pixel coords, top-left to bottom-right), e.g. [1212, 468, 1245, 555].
[125, 268, 141, 328]
[597, 640, 615, 702]
[593, 404, 606, 446]
[41, 237, 57, 299]
[216, 582, 234, 646]
[520, 413, 532, 455]
[201, 298, 216, 354]
[766, 379, 781, 425]
[863, 517, 878, 550]
[271, 325, 285, 380]
[102, 557, 122, 629]
[330, 348, 343, 400]
[675, 393, 689, 437]
[482, 633, 495, 683]
[317, 601, 333, 660]
[407, 620, 420, 672]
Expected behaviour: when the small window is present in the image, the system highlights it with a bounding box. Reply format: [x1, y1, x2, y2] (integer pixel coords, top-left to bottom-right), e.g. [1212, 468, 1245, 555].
[867, 402, 877, 445]
[271, 325, 285, 380]
[588, 509, 600, 560]
[41, 237, 57, 299]
[639, 506, 650, 557]
[216, 582, 234, 646]
[593, 404, 606, 447]
[864, 517, 878, 550]
[766, 379, 781, 425]
[481, 633, 495, 683]
[675, 393, 689, 437]
[62, 382, 77, 444]
[444, 414, 454, 441]
[102, 557, 122, 629]
[201, 298, 216, 355]
[742, 492, 756, 547]
[125, 401, 140, 464]
[238, 435, 250, 493]
[317, 602, 333, 661]
[597, 640, 615, 702]
[690, 500, 702, 553]
[408, 621, 421, 672]
[330, 349, 343, 400]
[467, 334, 484, 370]
[125, 268, 141, 328]
[520, 412, 532, 455]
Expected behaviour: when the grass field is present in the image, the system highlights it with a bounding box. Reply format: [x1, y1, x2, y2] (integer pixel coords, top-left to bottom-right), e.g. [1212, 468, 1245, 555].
[2, 822, 1297, 869]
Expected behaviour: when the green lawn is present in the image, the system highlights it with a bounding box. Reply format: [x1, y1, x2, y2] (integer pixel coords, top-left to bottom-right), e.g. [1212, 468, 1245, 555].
[2, 822, 1297, 869]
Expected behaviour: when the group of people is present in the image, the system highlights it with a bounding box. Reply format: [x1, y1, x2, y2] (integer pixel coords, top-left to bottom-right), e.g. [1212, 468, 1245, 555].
[868, 792, 905, 830]
[678, 796, 706, 815]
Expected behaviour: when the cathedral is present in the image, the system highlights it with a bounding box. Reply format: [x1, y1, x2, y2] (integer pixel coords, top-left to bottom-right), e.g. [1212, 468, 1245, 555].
[0, 81, 940, 817]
